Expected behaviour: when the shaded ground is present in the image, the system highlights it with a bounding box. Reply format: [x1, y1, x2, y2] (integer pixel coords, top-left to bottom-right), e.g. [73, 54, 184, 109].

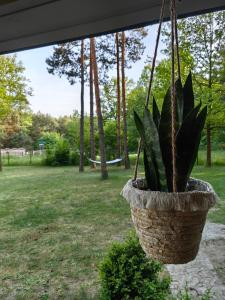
[0, 165, 224, 299]
[167, 223, 225, 299]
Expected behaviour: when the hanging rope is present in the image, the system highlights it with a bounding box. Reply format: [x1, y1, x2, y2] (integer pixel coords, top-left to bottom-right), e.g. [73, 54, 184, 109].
[171, 0, 177, 192]
[134, 0, 166, 180]
[174, 2, 181, 80]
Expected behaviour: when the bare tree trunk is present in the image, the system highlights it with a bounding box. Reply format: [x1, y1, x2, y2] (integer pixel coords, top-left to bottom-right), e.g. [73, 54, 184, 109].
[121, 32, 130, 169]
[90, 37, 108, 179]
[206, 31, 213, 167]
[79, 39, 85, 172]
[115, 33, 121, 164]
[89, 39, 96, 169]
[206, 123, 212, 167]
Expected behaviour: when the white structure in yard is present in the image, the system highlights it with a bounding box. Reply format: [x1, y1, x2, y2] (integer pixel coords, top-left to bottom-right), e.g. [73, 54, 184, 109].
[1, 148, 26, 156]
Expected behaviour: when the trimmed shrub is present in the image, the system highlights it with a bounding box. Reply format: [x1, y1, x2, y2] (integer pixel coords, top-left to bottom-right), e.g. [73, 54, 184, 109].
[99, 232, 171, 300]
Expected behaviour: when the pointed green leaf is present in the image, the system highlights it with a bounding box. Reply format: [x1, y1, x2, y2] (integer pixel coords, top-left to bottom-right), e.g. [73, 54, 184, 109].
[152, 96, 160, 129]
[176, 105, 207, 191]
[175, 78, 184, 128]
[187, 106, 207, 175]
[134, 110, 158, 190]
[144, 149, 153, 189]
[143, 108, 167, 191]
[158, 87, 173, 191]
[183, 72, 194, 118]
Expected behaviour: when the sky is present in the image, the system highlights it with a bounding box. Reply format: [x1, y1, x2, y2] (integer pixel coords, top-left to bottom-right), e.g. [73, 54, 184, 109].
[13, 24, 164, 117]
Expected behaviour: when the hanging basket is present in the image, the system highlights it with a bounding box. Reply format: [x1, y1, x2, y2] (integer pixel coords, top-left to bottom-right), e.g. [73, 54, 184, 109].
[121, 178, 217, 264]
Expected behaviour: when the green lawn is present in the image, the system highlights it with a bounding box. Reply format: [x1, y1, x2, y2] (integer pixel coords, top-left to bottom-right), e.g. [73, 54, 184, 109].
[0, 165, 224, 299]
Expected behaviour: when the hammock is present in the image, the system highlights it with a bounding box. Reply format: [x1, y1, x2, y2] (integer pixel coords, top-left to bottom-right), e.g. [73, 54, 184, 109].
[88, 158, 123, 165]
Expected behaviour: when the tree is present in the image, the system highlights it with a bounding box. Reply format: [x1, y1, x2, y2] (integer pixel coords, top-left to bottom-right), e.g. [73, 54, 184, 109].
[0, 55, 31, 170]
[162, 11, 225, 166]
[89, 38, 96, 168]
[90, 37, 108, 179]
[46, 40, 88, 171]
[79, 39, 85, 172]
[46, 37, 115, 170]
[29, 112, 57, 148]
[121, 32, 130, 169]
[115, 28, 147, 168]
[0, 55, 31, 120]
[115, 33, 121, 163]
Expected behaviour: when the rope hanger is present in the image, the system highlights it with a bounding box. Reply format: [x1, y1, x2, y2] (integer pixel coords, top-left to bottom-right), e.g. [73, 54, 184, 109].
[133, 0, 181, 193]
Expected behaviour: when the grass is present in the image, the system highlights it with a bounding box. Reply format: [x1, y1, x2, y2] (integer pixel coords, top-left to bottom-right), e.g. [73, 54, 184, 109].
[197, 150, 225, 166]
[0, 164, 224, 299]
[1, 154, 43, 166]
[130, 150, 225, 167]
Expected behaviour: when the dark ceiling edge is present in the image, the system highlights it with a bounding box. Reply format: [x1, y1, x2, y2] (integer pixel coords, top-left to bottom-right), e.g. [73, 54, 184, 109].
[1, 4, 225, 56]
[0, 0, 61, 18]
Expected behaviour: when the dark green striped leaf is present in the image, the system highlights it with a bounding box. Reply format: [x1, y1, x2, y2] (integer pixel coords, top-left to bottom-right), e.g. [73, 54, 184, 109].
[152, 96, 160, 129]
[183, 72, 194, 118]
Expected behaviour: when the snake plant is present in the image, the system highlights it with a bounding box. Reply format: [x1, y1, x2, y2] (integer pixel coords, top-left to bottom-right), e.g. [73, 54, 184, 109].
[134, 72, 207, 192]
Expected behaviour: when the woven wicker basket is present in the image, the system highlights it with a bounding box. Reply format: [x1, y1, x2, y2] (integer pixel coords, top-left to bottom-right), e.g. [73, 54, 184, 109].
[121, 178, 217, 264]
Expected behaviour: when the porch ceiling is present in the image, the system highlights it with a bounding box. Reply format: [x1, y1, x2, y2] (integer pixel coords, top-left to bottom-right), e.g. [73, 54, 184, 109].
[0, 0, 224, 54]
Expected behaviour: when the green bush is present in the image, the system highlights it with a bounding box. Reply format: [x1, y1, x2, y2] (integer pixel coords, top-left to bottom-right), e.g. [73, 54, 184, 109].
[54, 139, 70, 165]
[45, 147, 57, 166]
[70, 151, 89, 166]
[70, 150, 80, 165]
[44, 139, 70, 166]
[99, 232, 171, 300]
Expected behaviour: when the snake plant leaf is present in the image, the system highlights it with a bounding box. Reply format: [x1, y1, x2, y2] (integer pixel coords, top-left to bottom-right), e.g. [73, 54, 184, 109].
[134, 110, 158, 190]
[187, 106, 207, 176]
[152, 96, 160, 129]
[183, 72, 194, 118]
[143, 108, 167, 191]
[176, 105, 207, 191]
[143, 149, 153, 189]
[158, 87, 173, 191]
[175, 78, 184, 128]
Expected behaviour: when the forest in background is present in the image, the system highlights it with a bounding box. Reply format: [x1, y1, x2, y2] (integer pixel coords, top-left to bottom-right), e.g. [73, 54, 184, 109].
[0, 11, 225, 169]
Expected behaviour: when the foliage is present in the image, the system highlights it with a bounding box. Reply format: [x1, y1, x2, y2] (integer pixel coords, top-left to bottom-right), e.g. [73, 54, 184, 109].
[134, 73, 207, 192]
[104, 120, 117, 160]
[4, 130, 33, 149]
[29, 112, 58, 148]
[0, 55, 31, 121]
[99, 231, 171, 300]
[54, 139, 70, 165]
[161, 11, 225, 164]
[44, 138, 70, 166]
[39, 131, 61, 148]
[46, 29, 148, 86]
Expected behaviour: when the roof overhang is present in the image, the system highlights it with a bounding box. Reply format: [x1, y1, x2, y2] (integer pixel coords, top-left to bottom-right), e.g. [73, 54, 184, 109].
[0, 0, 224, 55]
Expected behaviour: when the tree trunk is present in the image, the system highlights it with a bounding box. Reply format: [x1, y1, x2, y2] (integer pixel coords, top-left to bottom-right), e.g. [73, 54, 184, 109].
[90, 37, 108, 179]
[89, 38, 96, 169]
[206, 123, 212, 167]
[206, 35, 213, 167]
[121, 32, 130, 169]
[115, 33, 121, 164]
[79, 39, 85, 172]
